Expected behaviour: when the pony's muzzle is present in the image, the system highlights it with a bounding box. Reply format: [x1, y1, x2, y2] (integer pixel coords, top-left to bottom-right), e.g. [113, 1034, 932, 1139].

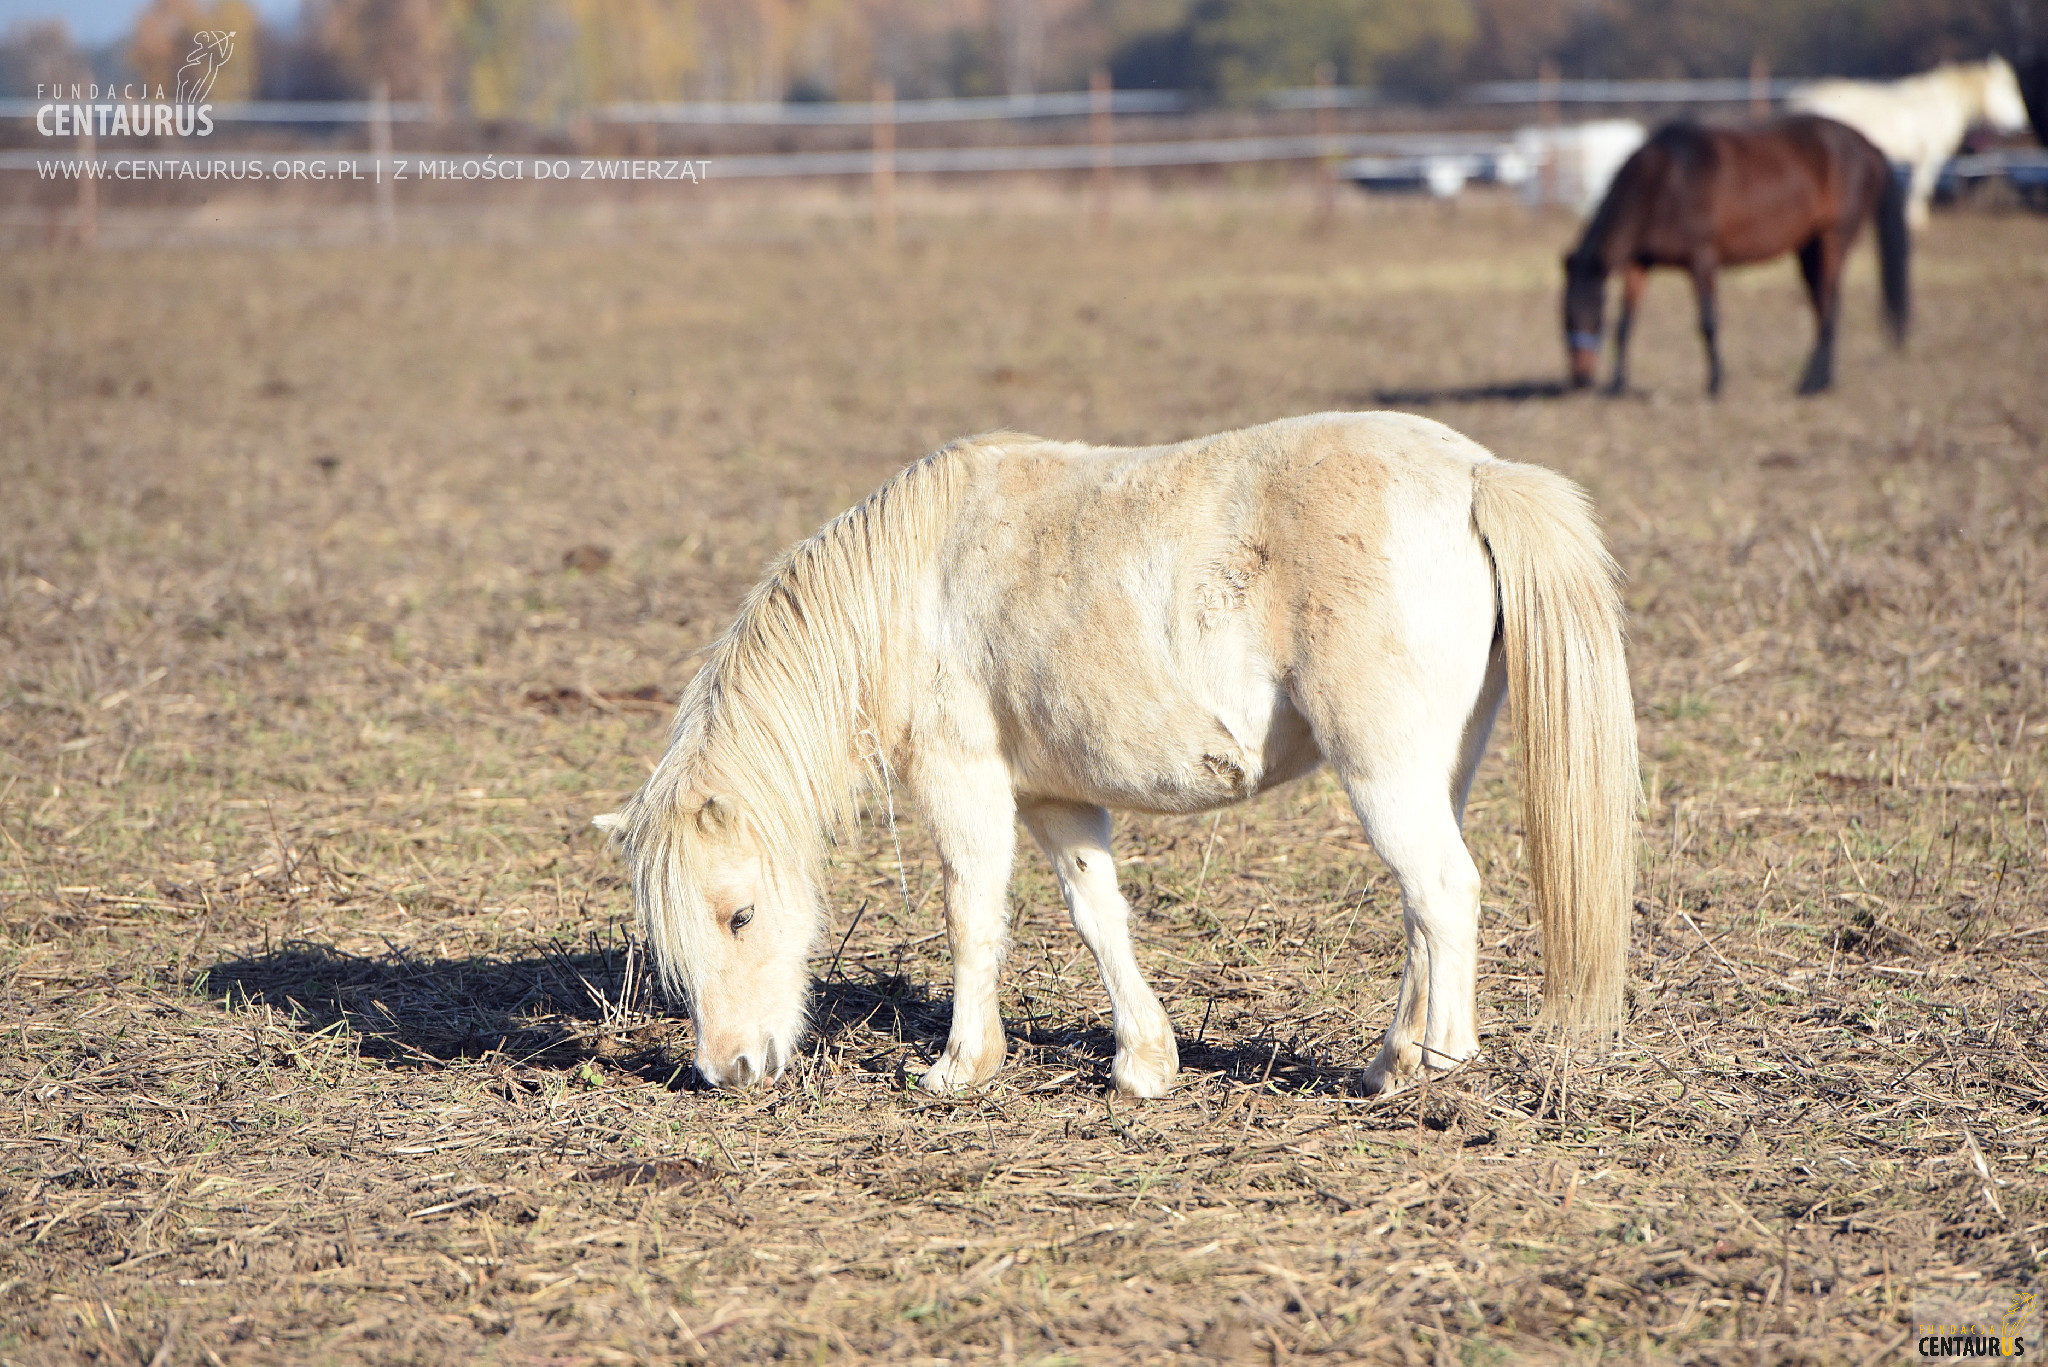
[1566, 333, 1602, 388]
[695, 1038, 785, 1088]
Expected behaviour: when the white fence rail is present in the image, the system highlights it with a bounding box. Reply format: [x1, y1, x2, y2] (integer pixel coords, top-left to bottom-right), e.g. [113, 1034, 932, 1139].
[0, 76, 1809, 130]
[0, 98, 435, 123]
[0, 91, 1180, 127]
[1464, 78, 1803, 105]
[599, 90, 1185, 124]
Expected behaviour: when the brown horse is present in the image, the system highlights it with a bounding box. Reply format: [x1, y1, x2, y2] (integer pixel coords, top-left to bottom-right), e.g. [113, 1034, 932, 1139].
[1563, 115, 1909, 396]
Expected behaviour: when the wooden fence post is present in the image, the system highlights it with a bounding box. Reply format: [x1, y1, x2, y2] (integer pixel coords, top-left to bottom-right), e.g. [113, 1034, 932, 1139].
[1090, 67, 1113, 232]
[77, 122, 96, 248]
[371, 80, 397, 243]
[1313, 60, 1336, 228]
[873, 79, 896, 247]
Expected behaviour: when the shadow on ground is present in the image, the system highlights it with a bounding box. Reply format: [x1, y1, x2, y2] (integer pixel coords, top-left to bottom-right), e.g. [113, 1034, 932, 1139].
[201, 942, 982, 1090]
[202, 938, 704, 1087]
[1366, 379, 1573, 406]
[204, 941, 1373, 1097]
[1176, 1035, 1367, 1095]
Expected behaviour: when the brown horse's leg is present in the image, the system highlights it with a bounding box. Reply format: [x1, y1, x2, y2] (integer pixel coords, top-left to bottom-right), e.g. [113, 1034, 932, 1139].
[1607, 263, 1646, 396]
[1795, 232, 1845, 395]
[1689, 257, 1722, 397]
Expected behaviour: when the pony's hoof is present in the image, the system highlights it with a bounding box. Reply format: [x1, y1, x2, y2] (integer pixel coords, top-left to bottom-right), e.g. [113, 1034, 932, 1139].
[1361, 1040, 1476, 1097]
[1360, 1037, 1420, 1096]
[1796, 376, 1831, 396]
[920, 1043, 1001, 1093]
[1111, 1037, 1179, 1099]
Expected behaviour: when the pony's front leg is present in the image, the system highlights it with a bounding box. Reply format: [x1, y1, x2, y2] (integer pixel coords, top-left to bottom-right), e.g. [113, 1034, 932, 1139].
[1607, 263, 1646, 395]
[1689, 256, 1723, 397]
[1021, 801, 1178, 1098]
[1905, 156, 1936, 231]
[913, 753, 1018, 1093]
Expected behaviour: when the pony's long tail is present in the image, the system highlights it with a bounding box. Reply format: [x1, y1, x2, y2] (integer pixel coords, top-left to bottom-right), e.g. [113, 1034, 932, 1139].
[1876, 162, 1911, 346]
[1471, 461, 1638, 1030]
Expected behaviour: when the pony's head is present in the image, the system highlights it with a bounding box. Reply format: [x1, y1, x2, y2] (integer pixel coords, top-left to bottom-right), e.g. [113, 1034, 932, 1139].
[1978, 56, 2030, 133]
[1561, 251, 1607, 388]
[597, 787, 821, 1087]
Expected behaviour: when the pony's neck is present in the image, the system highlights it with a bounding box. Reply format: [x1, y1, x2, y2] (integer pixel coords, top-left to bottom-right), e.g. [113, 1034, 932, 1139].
[667, 449, 963, 863]
[1571, 222, 1621, 277]
[1572, 182, 1635, 274]
[1963, 63, 1995, 113]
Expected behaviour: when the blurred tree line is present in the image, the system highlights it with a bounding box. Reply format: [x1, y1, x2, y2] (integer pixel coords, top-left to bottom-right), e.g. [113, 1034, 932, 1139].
[1, 0, 2042, 107]
[1111, 0, 2048, 99]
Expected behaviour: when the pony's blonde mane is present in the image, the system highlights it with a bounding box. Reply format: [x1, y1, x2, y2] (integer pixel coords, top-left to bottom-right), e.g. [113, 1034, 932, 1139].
[626, 437, 1022, 870]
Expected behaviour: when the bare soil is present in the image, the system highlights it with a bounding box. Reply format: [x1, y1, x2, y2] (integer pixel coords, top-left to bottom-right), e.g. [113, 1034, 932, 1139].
[1, 190, 2044, 1364]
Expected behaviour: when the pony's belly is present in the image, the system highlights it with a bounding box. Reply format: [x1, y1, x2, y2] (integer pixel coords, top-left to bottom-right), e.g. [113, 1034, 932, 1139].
[1006, 688, 1318, 815]
[1011, 748, 1255, 814]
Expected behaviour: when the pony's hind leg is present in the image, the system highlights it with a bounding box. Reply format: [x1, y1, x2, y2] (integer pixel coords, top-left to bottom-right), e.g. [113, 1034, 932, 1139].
[1795, 232, 1844, 395]
[1350, 648, 1503, 1095]
[1287, 479, 1499, 1095]
[1355, 644, 1505, 1094]
[912, 750, 1019, 1092]
[1351, 769, 1487, 1095]
[1020, 801, 1178, 1097]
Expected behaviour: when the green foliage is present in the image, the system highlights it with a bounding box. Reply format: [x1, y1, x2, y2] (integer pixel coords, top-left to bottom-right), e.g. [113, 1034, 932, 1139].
[1116, 0, 1475, 100]
[47, 0, 2045, 110]
[1111, 0, 2047, 101]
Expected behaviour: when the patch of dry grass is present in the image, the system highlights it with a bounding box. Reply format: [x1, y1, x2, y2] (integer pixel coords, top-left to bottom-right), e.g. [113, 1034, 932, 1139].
[0, 192, 2043, 1364]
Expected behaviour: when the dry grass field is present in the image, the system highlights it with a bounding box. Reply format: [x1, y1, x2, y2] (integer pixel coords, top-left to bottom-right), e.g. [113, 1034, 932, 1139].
[2, 188, 2044, 1365]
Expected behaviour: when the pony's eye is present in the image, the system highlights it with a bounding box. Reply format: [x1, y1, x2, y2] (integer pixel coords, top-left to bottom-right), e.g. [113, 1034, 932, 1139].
[728, 905, 754, 935]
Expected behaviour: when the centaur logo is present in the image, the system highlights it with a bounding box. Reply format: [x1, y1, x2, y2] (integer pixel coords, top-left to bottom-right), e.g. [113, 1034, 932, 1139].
[1917, 1288, 2037, 1359]
[35, 30, 235, 138]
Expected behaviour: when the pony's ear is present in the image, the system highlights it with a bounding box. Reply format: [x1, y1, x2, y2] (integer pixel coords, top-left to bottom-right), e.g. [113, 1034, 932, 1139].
[592, 811, 624, 834]
[696, 794, 739, 836]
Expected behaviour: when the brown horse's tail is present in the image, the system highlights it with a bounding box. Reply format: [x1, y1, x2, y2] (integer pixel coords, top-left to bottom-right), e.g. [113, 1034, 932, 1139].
[1876, 162, 1910, 346]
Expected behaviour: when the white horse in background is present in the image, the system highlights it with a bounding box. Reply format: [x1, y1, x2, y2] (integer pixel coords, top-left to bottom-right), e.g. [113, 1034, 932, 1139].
[1792, 56, 2031, 228]
[598, 413, 1638, 1098]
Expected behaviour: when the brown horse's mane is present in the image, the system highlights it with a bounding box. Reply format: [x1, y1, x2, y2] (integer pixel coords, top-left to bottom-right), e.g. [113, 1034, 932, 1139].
[1569, 122, 1707, 271]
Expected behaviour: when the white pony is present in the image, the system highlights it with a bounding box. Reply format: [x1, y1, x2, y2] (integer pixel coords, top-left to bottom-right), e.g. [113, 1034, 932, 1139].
[1792, 56, 2031, 229]
[598, 413, 1638, 1098]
